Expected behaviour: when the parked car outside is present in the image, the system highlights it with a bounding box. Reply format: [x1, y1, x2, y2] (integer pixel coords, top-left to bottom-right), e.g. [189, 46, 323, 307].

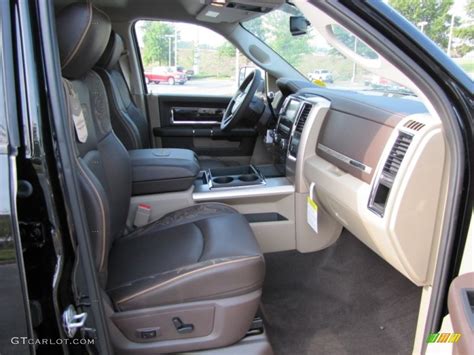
[144, 66, 187, 85]
[308, 69, 333, 83]
[176, 65, 194, 80]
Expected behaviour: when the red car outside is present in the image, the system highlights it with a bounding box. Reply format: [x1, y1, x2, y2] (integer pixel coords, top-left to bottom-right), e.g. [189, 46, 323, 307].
[144, 66, 187, 85]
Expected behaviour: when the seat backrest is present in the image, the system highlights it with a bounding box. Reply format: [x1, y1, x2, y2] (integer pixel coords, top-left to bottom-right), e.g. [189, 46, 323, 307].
[57, 3, 131, 283]
[96, 33, 150, 150]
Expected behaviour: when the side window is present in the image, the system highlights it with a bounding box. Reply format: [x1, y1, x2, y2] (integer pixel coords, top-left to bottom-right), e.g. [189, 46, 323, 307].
[135, 20, 249, 96]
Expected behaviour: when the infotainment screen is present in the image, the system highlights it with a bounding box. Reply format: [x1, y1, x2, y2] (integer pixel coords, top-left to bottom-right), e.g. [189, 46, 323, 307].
[280, 99, 301, 128]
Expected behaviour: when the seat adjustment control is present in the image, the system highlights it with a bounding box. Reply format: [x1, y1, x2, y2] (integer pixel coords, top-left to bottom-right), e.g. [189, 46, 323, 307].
[137, 327, 160, 339]
[172, 317, 194, 334]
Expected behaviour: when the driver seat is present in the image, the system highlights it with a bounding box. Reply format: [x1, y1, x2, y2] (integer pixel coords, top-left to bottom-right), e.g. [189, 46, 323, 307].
[95, 32, 229, 169]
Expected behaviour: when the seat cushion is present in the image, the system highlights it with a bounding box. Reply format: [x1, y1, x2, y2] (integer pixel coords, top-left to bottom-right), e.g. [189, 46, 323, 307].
[107, 203, 265, 311]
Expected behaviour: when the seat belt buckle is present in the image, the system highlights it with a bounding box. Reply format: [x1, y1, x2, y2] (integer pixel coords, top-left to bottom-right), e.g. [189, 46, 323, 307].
[134, 204, 151, 228]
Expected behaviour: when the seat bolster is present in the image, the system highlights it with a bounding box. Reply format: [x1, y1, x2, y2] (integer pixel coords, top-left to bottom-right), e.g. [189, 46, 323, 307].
[109, 255, 265, 311]
[96, 68, 142, 149]
[120, 203, 239, 242]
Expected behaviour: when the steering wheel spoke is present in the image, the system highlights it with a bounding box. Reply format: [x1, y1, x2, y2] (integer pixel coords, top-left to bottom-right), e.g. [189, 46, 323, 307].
[220, 70, 262, 131]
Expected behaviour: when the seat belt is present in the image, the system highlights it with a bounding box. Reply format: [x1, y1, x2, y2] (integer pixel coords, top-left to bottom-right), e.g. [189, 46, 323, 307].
[118, 52, 132, 94]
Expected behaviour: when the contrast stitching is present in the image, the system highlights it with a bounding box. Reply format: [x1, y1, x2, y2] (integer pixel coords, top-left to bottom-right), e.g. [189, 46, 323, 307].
[115, 255, 262, 306]
[76, 162, 108, 272]
[64, 79, 108, 272]
[105, 70, 141, 148]
[118, 203, 237, 241]
[193, 221, 206, 262]
[62, 3, 93, 69]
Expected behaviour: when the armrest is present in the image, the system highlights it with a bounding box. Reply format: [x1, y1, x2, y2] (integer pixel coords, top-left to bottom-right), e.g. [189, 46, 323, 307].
[129, 149, 200, 195]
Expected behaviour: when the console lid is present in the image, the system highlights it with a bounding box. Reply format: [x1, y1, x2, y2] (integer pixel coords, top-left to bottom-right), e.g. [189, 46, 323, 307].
[129, 149, 200, 195]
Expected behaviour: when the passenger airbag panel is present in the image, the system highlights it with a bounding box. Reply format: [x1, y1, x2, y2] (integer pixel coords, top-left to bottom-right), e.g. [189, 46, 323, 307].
[317, 110, 395, 184]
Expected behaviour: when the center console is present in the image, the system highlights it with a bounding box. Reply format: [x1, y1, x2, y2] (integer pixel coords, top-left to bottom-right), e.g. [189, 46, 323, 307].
[204, 165, 266, 189]
[130, 149, 200, 195]
[273, 94, 314, 169]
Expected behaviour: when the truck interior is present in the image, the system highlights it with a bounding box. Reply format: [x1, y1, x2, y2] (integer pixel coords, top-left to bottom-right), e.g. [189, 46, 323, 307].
[8, 0, 471, 354]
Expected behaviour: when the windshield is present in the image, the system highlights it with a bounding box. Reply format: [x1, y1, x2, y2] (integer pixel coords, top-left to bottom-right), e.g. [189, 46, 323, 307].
[243, 4, 414, 97]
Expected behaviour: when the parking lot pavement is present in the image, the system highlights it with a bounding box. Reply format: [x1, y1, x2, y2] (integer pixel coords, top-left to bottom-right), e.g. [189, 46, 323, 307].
[147, 79, 236, 96]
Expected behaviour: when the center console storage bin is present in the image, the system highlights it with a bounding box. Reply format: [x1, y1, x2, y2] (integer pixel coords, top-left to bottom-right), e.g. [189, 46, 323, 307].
[130, 149, 200, 195]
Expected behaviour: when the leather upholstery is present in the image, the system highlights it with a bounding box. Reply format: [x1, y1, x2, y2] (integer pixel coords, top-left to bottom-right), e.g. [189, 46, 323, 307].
[130, 148, 201, 194]
[97, 32, 124, 70]
[57, 3, 264, 315]
[107, 204, 265, 311]
[57, 3, 111, 79]
[95, 33, 150, 150]
[95, 33, 229, 169]
[129, 148, 200, 181]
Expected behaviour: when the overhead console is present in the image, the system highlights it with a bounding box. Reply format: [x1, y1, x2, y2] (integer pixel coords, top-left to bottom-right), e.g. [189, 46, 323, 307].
[196, 0, 283, 23]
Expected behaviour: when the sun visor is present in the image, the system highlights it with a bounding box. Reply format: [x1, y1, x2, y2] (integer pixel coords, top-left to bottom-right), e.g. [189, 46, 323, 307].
[196, 0, 283, 23]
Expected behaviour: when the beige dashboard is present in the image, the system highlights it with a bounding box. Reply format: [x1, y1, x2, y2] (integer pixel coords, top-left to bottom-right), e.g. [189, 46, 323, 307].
[288, 92, 446, 286]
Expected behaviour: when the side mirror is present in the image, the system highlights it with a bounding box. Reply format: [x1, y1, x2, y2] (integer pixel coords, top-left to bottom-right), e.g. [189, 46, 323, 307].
[290, 16, 310, 36]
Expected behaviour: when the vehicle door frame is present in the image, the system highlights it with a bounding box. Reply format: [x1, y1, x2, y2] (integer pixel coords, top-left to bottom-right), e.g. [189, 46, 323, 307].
[310, 1, 473, 353]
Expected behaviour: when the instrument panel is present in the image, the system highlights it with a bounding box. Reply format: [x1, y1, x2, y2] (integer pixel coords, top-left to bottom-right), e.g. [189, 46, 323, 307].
[274, 82, 445, 286]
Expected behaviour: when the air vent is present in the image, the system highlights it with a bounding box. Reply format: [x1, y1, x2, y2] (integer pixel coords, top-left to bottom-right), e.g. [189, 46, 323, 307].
[383, 132, 413, 178]
[404, 120, 425, 131]
[295, 104, 312, 133]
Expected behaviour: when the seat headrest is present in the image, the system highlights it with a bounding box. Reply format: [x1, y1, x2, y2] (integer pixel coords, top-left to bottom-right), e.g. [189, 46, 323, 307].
[97, 32, 124, 70]
[56, 3, 111, 79]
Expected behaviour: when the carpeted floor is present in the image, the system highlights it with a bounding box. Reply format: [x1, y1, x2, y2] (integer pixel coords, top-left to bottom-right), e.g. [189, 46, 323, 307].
[262, 229, 421, 355]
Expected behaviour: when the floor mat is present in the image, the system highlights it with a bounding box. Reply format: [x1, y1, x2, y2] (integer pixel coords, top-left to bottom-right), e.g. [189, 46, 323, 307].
[262, 229, 421, 355]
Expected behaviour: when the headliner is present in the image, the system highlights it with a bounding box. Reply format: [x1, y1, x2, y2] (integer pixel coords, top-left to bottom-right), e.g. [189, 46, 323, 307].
[54, 0, 284, 24]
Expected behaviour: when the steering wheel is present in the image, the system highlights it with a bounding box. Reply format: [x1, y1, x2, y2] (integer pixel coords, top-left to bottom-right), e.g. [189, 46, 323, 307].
[221, 70, 262, 131]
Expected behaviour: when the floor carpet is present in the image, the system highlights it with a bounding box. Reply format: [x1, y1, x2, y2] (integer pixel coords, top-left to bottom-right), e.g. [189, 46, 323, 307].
[262, 229, 421, 355]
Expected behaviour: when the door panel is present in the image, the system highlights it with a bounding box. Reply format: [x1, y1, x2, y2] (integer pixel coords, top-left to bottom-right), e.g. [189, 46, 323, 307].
[151, 94, 257, 158]
[447, 272, 474, 354]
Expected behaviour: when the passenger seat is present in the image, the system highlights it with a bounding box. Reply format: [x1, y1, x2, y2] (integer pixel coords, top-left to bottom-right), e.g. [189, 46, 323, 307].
[56, 3, 264, 353]
[95, 32, 230, 169]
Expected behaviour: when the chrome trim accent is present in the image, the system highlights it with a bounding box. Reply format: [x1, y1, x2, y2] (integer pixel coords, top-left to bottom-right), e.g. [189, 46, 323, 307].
[288, 96, 331, 192]
[170, 106, 222, 125]
[287, 100, 306, 160]
[207, 165, 266, 190]
[367, 129, 413, 217]
[317, 143, 373, 174]
[193, 179, 294, 202]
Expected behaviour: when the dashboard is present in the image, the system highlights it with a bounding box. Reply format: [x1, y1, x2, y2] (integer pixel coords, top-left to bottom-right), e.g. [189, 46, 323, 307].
[272, 79, 446, 286]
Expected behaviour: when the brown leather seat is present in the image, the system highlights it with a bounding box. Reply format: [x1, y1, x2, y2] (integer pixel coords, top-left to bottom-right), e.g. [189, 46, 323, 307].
[107, 203, 264, 312]
[95, 32, 230, 169]
[56, 3, 264, 352]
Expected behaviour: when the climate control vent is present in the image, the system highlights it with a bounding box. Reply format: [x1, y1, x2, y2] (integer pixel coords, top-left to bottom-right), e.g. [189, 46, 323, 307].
[295, 104, 312, 133]
[383, 132, 413, 179]
[404, 120, 425, 131]
[368, 131, 413, 217]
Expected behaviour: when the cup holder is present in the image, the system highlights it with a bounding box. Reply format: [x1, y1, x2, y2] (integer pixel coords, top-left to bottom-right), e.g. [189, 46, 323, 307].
[238, 174, 259, 182]
[213, 176, 233, 184]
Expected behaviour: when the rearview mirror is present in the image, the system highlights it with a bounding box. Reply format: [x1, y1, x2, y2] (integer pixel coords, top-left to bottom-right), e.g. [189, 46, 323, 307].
[290, 16, 310, 36]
